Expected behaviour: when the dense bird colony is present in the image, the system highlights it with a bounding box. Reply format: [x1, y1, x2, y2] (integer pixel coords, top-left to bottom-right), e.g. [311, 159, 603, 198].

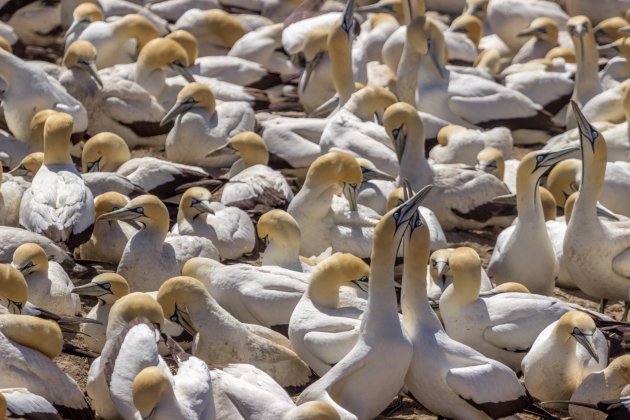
[0, 0, 630, 419]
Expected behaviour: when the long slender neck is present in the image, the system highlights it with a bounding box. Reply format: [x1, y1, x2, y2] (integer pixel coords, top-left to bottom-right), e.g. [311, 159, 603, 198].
[396, 41, 421, 105]
[516, 171, 545, 225]
[399, 127, 432, 189]
[261, 241, 302, 271]
[343, 91, 377, 121]
[308, 272, 341, 308]
[329, 28, 354, 105]
[134, 63, 166, 99]
[360, 230, 402, 337]
[228, 159, 248, 177]
[573, 141, 606, 221]
[134, 222, 168, 248]
[573, 36, 602, 102]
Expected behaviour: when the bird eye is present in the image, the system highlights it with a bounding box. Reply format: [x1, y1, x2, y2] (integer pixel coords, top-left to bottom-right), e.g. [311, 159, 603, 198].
[536, 155, 544, 163]
[393, 211, 400, 220]
[431, 260, 437, 267]
[392, 128, 400, 137]
[191, 198, 199, 205]
[591, 129, 598, 138]
[87, 161, 95, 170]
[415, 218, 422, 227]
[102, 283, 111, 290]
[349, 183, 357, 189]
[134, 207, 144, 214]
[171, 314, 178, 322]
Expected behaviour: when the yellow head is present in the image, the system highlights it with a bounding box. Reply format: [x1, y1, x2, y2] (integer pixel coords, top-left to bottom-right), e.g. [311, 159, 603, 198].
[72, 272, 130, 303]
[450, 15, 483, 47]
[475, 147, 505, 180]
[11, 152, 44, 177]
[228, 132, 269, 166]
[30, 110, 63, 153]
[429, 248, 453, 279]
[593, 16, 628, 43]
[82, 132, 131, 172]
[564, 192, 578, 223]
[544, 46, 576, 63]
[178, 187, 214, 219]
[166, 30, 199, 65]
[137, 38, 189, 71]
[0, 315, 62, 359]
[305, 151, 363, 188]
[491, 282, 530, 294]
[448, 247, 482, 302]
[132, 366, 171, 418]
[567, 15, 593, 44]
[63, 40, 97, 67]
[98, 195, 170, 236]
[517, 17, 559, 43]
[43, 113, 74, 166]
[161, 83, 216, 126]
[94, 191, 130, 219]
[555, 311, 599, 362]
[194, 9, 245, 47]
[302, 27, 329, 62]
[12, 243, 48, 276]
[546, 158, 580, 207]
[465, 0, 488, 20]
[285, 401, 342, 420]
[539, 186, 557, 221]
[0, 264, 27, 314]
[474, 48, 501, 74]
[257, 209, 301, 247]
[608, 354, 630, 382]
[108, 292, 164, 337]
[72, 2, 104, 22]
[116, 14, 160, 52]
[383, 102, 424, 162]
[156, 276, 207, 336]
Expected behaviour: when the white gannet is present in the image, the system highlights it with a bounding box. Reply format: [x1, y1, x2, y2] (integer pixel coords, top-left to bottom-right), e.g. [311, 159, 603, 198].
[426, 248, 493, 301]
[429, 124, 513, 167]
[320, 86, 399, 177]
[297, 191, 428, 420]
[512, 18, 560, 64]
[8, 152, 43, 180]
[383, 102, 515, 230]
[11, 243, 79, 316]
[81, 132, 210, 198]
[71, 273, 130, 353]
[78, 192, 138, 265]
[64, 2, 105, 49]
[569, 354, 630, 420]
[157, 276, 311, 387]
[593, 16, 629, 45]
[564, 102, 630, 316]
[521, 311, 608, 404]
[402, 210, 534, 420]
[445, 14, 482, 66]
[566, 16, 604, 128]
[0, 388, 62, 419]
[172, 187, 255, 260]
[87, 292, 168, 420]
[0, 315, 92, 419]
[161, 82, 255, 168]
[98, 194, 218, 292]
[19, 113, 94, 250]
[288, 253, 369, 376]
[74, 13, 160, 69]
[440, 246, 573, 371]
[257, 209, 312, 272]
[0, 227, 72, 267]
[60, 40, 173, 149]
[206, 132, 294, 211]
[174, 8, 245, 57]
[0, 48, 87, 143]
[0, 165, 29, 227]
[488, 148, 579, 295]
[0, 263, 28, 315]
[474, 147, 519, 193]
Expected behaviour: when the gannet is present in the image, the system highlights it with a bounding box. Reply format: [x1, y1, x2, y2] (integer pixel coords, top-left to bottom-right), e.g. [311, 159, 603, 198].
[569, 354, 630, 420]
[0, 48, 87, 143]
[440, 246, 573, 371]
[87, 292, 168, 420]
[59, 40, 173, 149]
[172, 187, 255, 260]
[161, 82, 255, 167]
[399, 16, 559, 135]
[402, 211, 534, 420]
[379, 0, 427, 73]
[19, 113, 94, 250]
[427, 248, 493, 301]
[206, 132, 294, 211]
[0, 227, 72, 267]
[521, 311, 608, 404]
[357, 12, 400, 65]
[564, 102, 630, 317]
[98, 194, 218, 292]
[475, 147, 519, 193]
[174, 9, 245, 57]
[297, 190, 429, 420]
[0, 165, 29, 227]
[593, 16, 629, 45]
[81, 132, 209, 198]
[257, 209, 311, 272]
[445, 14, 482, 66]
[320, 86, 399, 177]
[0, 388, 62, 419]
[210, 363, 339, 419]
[11, 243, 79, 316]
[566, 16, 604, 128]
[8, 152, 43, 180]
[430, 124, 513, 167]
[64, 2, 104, 49]
[488, 148, 578, 295]
[78, 192, 138, 265]
[383, 102, 515, 230]
[288, 253, 369, 376]
[513, 18, 560, 64]
[0, 315, 92, 419]
[75, 13, 160, 69]
[157, 276, 311, 387]
[133, 362, 214, 419]
[71, 273, 130, 353]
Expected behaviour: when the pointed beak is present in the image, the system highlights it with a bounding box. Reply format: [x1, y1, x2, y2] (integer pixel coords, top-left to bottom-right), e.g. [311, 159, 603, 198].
[596, 203, 619, 220]
[65, 18, 87, 38]
[8, 166, 29, 176]
[161, 100, 194, 126]
[491, 193, 517, 205]
[350, 277, 369, 293]
[357, 0, 394, 14]
[516, 26, 540, 38]
[84, 61, 103, 88]
[170, 60, 195, 83]
[572, 330, 599, 363]
[205, 143, 237, 158]
[619, 24, 630, 35]
[341, 0, 355, 34]
[343, 182, 359, 212]
[174, 307, 196, 336]
[310, 94, 339, 117]
[86, 158, 101, 173]
[394, 184, 432, 229]
[570, 22, 588, 38]
[597, 42, 620, 58]
[193, 199, 215, 215]
[97, 206, 142, 222]
[571, 100, 597, 148]
[302, 53, 322, 92]
[539, 146, 581, 169]
[72, 282, 112, 297]
[435, 260, 449, 277]
[361, 166, 395, 182]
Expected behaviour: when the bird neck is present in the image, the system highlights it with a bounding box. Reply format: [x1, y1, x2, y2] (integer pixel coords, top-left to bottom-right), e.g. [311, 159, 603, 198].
[134, 63, 166, 99]
[573, 141, 606, 221]
[307, 272, 342, 309]
[190, 293, 246, 337]
[44, 141, 73, 166]
[515, 171, 545, 224]
[261, 241, 302, 272]
[396, 37, 422, 105]
[573, 36, 601, 102]
[134, 220, 169, 246]
[228, 158, 248, 177]
[329, 28, 355, 105]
